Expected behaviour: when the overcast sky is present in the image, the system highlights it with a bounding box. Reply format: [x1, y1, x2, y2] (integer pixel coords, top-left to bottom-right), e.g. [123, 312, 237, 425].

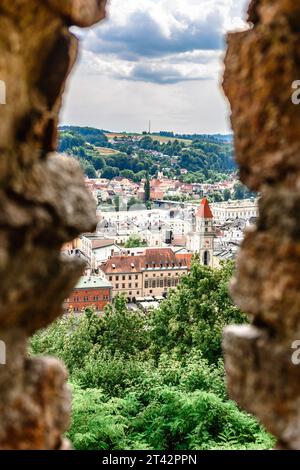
[61, 0, 249, 134]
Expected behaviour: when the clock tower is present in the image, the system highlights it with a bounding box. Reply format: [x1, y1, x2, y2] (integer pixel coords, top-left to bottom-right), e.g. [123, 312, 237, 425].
[195, 198, 215, 267]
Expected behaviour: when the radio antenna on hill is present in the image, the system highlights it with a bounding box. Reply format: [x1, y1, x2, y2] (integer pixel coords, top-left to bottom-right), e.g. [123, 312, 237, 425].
[149, 120, 151, 134]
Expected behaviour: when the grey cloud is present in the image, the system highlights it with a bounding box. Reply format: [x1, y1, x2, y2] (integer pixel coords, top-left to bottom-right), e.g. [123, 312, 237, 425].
[85, 9, 224, 61]
[118, 63, 211, 84]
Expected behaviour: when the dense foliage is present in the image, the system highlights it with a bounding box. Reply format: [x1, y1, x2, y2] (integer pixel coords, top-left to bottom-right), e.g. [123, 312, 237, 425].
[30, 261, 274, 450]
[58, 126, 237, 185]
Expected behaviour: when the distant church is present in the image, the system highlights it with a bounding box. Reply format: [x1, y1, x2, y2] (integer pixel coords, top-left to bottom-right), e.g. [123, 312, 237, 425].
[187, 198, 216, 267]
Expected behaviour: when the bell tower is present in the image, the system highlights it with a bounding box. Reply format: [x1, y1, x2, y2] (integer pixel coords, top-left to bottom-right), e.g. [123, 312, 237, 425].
[195, 198, 215, 267]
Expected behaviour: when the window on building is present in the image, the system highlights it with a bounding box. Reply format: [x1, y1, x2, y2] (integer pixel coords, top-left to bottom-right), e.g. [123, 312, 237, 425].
[122, 283, 125, 288]
[109, 276, 112, 281]
[122, 275, 125, 281]
[203, 250, 210, 266]
[145, 281, 148, 288]
[116, 284, 119, 289]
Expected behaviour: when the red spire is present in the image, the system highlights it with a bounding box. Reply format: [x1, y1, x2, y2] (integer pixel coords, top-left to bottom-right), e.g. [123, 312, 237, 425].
[196, 198, 213, 219]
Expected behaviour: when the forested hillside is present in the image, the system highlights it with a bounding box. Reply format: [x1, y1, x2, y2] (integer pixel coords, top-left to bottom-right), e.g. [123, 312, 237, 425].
[58, 126, 236, 183]
[30, 260, 274, 451]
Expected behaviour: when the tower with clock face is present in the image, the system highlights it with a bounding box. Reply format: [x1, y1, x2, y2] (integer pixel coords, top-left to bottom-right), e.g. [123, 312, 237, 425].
[195, 198, 216, 267]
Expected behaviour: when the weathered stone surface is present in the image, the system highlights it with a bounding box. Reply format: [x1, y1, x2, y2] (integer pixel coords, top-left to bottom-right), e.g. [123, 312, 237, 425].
[0, 0, 106, 450]
[46, 0, 107, 27]
[223, 326, 300, 450]
[223, 0, 300, 191]
[223, 0, 300, 450]
[231, 229, 300, 337]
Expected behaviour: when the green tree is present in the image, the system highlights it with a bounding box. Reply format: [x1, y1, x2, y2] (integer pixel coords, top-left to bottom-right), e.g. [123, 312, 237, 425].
[233, 182, 245, 200]
[124, 234, 147, 248]
[93, 155, 105, 171]
[102, 166, 120, 179]
[209, 192, 223, 203]
[30, 262, 274, 451]
[120, 169, 135, 180]
[223, 188, 231, 201]
[144, 175, 151, 203]
[150, 259, 248, 364]
[127, 197, 140, 209]
[81, 160, 97, 178]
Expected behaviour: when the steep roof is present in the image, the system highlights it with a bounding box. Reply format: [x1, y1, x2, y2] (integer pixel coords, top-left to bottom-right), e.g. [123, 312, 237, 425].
[196, 198, 213, 219]
[175, 253, 193, 269]
[102, 255, 144, 274]
[101, 248, 192, 274]
[144, 248, 176, 266]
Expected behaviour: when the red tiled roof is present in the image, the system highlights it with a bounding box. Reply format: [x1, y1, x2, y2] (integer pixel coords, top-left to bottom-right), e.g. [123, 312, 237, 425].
[176, 253, 193, 269]
[102, 255, 145, 274]
[196, 198, 213, 219]
[101, 248, 192, 274]
[144, 248, 176, 266]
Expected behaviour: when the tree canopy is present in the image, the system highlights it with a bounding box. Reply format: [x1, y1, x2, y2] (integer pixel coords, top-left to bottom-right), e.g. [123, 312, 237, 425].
[30, 260, 274, 450]
[57, 126, 239, 187]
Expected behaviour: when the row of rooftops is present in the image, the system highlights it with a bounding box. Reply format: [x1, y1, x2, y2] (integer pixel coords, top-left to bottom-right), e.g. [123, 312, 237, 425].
[102, 248, 192, 274]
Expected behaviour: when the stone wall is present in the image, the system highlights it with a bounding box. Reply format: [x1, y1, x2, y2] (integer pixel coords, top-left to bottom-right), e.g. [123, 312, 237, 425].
[223, 0, 300, 450]
[0, 0, 106, 449]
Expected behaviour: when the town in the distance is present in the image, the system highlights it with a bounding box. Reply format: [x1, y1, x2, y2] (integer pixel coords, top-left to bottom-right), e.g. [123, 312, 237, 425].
[60, 126, 257, 314]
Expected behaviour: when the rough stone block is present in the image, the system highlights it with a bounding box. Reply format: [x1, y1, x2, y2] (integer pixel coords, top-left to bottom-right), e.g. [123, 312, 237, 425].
[223, 325, 300, 450]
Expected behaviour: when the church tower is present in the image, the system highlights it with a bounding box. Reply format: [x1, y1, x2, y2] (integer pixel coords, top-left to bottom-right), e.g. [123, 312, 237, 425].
[195, 198, 215, 267]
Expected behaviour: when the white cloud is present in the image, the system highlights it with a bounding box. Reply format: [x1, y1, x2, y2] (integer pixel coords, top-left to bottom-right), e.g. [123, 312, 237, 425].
[62, 0, 248, 133]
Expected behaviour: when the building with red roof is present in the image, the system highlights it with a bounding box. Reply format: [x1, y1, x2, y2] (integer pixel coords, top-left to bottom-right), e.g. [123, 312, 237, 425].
[101, 247, 192, 301]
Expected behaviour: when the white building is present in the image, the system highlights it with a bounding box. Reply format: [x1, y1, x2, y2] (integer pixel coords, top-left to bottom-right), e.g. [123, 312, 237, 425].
[187, 198, 216, 267]
[91, 239, 122, 266]
[211, 199, 258, 223]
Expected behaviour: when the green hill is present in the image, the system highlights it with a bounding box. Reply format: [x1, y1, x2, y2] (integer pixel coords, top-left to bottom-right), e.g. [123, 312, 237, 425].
[58, 125, 236, 183]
